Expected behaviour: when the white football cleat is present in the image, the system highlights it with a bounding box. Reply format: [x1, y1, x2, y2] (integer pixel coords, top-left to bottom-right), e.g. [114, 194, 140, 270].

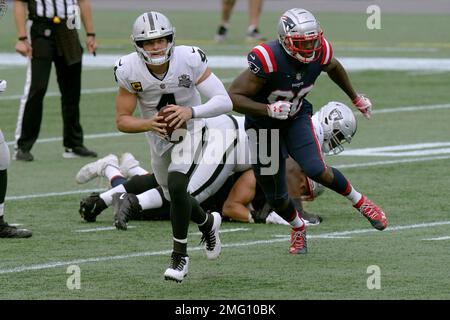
[75, 154, 119, 184]
[164, 253, 189, 283]
[265, 211, 290, 226]
[119, 152, 140, 178]
[0, 80, 7, 93]
[200, 212, 222, 260]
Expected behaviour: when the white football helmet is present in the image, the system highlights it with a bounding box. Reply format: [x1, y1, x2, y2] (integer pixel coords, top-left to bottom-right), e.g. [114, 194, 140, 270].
[277, 8, 323, 63]
[316, 101, 357, 155]
[130, 12, 175, 65]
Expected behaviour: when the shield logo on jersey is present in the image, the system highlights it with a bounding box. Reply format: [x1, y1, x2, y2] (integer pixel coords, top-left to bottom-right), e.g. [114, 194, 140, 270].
[178, 74, 192, 88]
[131, 82, 143, 92]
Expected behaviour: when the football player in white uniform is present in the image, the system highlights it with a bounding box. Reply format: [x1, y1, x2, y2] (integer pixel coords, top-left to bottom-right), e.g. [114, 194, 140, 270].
[112, 12, 232, 282]
[0, 80, 32, 238]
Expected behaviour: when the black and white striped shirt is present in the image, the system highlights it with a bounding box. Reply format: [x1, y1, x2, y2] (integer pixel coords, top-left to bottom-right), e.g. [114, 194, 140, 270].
[20, 0, 78, 20]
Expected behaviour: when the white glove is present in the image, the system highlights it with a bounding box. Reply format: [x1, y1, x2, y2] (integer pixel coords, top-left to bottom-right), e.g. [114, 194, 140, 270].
[0, 80, 6, 93]
[267, 101, 291, 120]
[352, 94, 372, 119]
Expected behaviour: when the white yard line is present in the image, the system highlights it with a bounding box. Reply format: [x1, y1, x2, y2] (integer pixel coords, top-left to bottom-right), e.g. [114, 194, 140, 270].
[422, 236, 450, 241]
[75, 226, 136, 233]
[189, 227, 250, 236]
[1, 221, 449, 275]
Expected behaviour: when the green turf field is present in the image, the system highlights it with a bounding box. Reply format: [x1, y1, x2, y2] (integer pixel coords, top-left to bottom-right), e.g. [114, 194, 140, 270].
[0, 9, 449, 300]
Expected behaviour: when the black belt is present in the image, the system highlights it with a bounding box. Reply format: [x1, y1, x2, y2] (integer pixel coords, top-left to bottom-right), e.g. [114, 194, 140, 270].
[31, 16, 67, 25]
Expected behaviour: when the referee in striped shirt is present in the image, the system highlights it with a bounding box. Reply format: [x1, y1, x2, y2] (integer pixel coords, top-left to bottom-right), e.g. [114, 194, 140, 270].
[13, 0, 98, 161]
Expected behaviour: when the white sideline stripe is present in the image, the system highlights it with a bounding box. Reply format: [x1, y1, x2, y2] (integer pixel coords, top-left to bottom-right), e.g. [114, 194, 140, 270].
[190, 227, 250, 236]
[6, 132, 124, 146]
[75, 226, 136, 233]
[0, 78, 235, 102]
[334, 155, 450, 169]
[422, 236, 450, 241]
[5, 154, 450, 202]
[1, 220, 449, 275]
[2, 53, 450, 71]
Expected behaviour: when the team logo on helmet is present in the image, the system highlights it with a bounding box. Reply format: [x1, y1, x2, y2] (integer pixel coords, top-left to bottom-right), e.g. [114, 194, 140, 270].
[328, 108, 344, 122]
[281, 16, 296, 32]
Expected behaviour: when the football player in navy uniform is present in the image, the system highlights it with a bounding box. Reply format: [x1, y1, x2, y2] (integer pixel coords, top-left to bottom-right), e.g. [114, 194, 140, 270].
[228, 8, 388, 255]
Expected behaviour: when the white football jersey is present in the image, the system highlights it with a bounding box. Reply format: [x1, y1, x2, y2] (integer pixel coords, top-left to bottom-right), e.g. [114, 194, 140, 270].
[114, 45, 209, 155]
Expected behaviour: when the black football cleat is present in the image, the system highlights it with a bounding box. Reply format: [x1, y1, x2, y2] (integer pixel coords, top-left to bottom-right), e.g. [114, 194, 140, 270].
[79, 192, 107, 222]
[0, 222, 32, 238]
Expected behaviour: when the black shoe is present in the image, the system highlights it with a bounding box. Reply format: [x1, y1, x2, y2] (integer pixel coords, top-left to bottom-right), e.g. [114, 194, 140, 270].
[0, 222, 32, 238]
[302, 210, 323, 225]
[214, 25, 228, 42]
[14, 149, 34, 161]
[79, 192, 107, 222]
[63, 146, 97, 158]
[112, 193, 141, 230]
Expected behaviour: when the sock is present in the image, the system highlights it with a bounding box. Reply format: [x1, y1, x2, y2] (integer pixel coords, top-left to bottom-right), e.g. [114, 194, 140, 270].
[111, 176, 126, 188]
[100, 185, 126, 206]
[127, 166, 148, 177]
[168, 172, 191, 244]
[346, 186, 363, 205]
[289, 210, 305, 230]
[137, 188, 163, 210]
[197, 211, 214, 233]
[0, 203, 4, 219]
[124, 174, 159, 195]
[104, 166, 124, 183]
[173, 238, 188, 256]
[0, 169, 6, 205]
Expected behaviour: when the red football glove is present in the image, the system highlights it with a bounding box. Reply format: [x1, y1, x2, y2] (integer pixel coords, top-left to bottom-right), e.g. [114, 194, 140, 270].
[352, 94, 372, 119]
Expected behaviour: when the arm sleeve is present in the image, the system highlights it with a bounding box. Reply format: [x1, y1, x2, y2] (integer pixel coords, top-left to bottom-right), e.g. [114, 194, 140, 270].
[191, 72, 232, 118]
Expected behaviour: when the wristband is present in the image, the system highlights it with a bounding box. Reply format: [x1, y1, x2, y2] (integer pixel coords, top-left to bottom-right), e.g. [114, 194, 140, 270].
[18, 36, 27, 41]
[86, 33, 96, 37]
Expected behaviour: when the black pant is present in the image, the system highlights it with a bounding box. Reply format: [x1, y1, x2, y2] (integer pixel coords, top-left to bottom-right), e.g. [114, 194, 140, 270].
[16, 20, 84, 152]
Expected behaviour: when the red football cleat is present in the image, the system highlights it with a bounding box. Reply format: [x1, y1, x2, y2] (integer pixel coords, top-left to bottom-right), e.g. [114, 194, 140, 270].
[354, 195, 388, 230]
[289, 227, 307, 254]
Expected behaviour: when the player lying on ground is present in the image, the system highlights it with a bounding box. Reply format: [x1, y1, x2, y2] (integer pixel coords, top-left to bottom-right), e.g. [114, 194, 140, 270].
[77, 102, 356, 226]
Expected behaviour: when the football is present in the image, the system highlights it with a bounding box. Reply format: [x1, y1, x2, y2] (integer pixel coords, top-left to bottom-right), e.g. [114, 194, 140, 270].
[157, 105, 187, 143]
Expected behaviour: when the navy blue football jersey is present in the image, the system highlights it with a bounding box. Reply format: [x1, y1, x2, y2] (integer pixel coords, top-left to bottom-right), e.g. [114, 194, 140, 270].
[246, 39, 333, 127]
